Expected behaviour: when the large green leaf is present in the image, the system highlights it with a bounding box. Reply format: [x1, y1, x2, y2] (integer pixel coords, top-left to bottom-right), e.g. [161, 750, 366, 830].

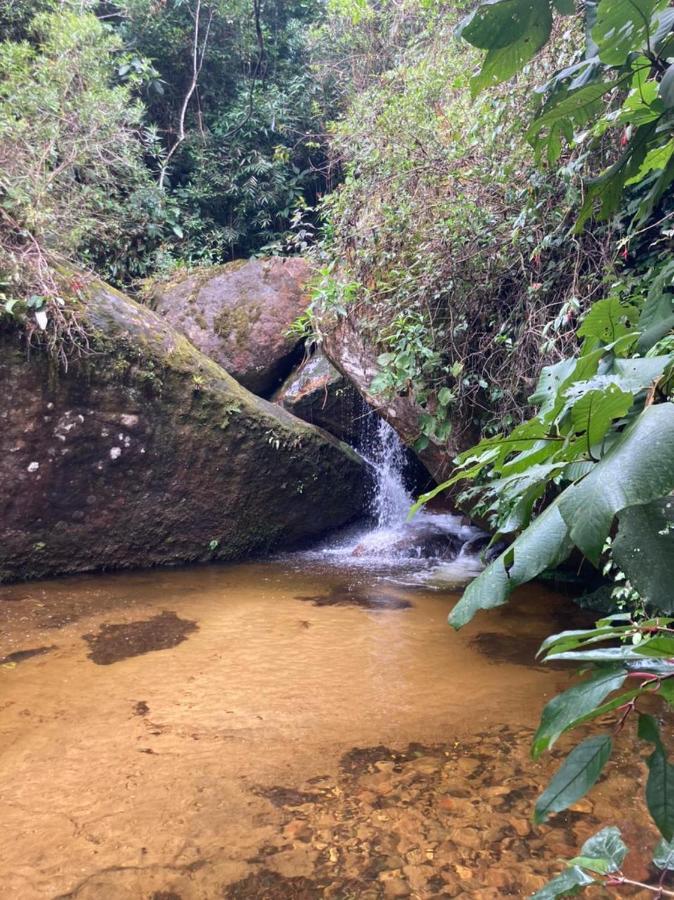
[538, 625, 631, 658]
[470, 1, 552, 95]
[459, 0, 537, 49]
[531, 866, 596, 899]
[608, 356, 674, 392]
[577, 296, 639, 344]
[637, 260, 674, 352]
[527, 81, 614, 143]
[449, 497, 572, 628]
[653, 837, 674, 870]
[532, 667, 627, 757]
[614, 499, 674, 612]
[569, 385, 633, 450]
[571, 826, 628, 873]
[558, 404, 674, 564]
[646, 746, 674, 841]
[592, 0, 670, 64]
[534, 734, 613, 823]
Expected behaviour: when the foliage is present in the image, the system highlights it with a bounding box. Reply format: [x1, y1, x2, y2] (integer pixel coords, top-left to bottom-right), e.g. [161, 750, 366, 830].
[411, 0, 674, 894]
[0, 4, 173, 358]
[309, 0, 614, 454]
[112, 0, 330, 262]
[0, 0, 333, 357]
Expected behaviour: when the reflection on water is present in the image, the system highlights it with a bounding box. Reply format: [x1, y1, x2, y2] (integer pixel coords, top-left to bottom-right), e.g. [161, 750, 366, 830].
[0, 559, 655, 898]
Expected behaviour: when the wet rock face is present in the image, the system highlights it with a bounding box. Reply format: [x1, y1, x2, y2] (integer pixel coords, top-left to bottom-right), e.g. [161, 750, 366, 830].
[150, 257, 311, 397]
[0, 277, 367, 583]
[321, 315, 480, 484]
[274, 350, 369, 444]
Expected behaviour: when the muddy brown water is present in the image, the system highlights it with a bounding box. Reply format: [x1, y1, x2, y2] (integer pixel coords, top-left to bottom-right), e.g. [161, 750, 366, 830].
[0, 560, 657, 899]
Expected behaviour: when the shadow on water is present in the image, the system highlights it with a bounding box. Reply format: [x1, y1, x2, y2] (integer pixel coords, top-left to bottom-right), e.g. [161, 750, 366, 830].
[0, 645, 55, 666]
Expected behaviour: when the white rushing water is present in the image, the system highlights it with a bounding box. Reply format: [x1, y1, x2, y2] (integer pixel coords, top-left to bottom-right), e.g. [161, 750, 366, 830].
[297, 417, 485, 587]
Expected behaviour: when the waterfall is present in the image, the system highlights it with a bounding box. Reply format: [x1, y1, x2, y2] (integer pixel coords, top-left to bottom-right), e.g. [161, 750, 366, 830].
[296, 412, 486, 587]
[359, 418, 413, 527]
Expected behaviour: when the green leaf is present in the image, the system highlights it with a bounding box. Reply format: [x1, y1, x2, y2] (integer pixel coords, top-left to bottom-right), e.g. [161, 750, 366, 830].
[544, 646, 644, 662]
[646, 745, 674, 841]
[625, 139, 674, 185]
[527, 82, 614, 144]
[470, 1, 553, 95]
[534, 734, 613, 823]
[592, 0, 670, 65]
[449, 497, 573, 628]
[635, 634, 674, 658]
[531, 866, 596, 899]
[639, 712, 664, 748]
[637, 260, 674, 352]
[574, 826, 627, 872]
[614, 499, 674, 612]
[577, 297, 639, 344]
[558, 404, 674, 565]
[653, 837, 674, 870]
[569, 385, 633, 449]
[532, 667, 628, 757]
[608, 356, 674, 393]
[660, 66, 674, 108]
[459, 0, 537, 50]
[538, 625, 631, 658]
[438, 386, 453, 406]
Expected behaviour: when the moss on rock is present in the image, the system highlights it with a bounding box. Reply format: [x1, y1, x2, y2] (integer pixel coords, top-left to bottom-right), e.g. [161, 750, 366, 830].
[0, 274, 367, 583]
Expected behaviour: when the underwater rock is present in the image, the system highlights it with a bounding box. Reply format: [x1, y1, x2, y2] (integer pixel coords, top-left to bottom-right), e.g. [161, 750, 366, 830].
[0, 273, 367, 583]
[149, 257, 311, 396]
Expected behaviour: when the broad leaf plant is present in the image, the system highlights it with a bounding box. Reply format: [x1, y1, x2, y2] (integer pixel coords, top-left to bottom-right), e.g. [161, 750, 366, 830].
[415, 0, 674, 894]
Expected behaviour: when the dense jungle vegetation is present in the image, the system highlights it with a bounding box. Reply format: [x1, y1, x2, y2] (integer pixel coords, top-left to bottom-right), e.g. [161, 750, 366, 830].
[2, 0, 674, 894]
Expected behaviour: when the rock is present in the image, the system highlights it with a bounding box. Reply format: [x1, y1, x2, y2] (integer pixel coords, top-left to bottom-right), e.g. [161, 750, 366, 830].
[150, 257, 311, 397]
[320, 313, 479, 483]
[0, 274, 367, 583]
[274, 350, 368, 443]
[379, 873, 410, 898]
[352, 519, 464, 560]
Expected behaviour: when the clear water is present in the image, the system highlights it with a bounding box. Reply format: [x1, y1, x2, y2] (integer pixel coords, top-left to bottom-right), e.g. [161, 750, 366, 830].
[0, 562, 653, 898]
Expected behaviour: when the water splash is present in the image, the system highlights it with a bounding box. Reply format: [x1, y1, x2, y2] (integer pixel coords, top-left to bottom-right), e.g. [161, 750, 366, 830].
[360, 418, 413, 528]
[295, 415, 486, 591]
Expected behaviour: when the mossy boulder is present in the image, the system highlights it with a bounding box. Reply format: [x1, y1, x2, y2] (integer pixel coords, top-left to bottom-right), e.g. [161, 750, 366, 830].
[148, 257, 311, 397]
[0, 277, 367, 584]
[274, 350, 369, 444]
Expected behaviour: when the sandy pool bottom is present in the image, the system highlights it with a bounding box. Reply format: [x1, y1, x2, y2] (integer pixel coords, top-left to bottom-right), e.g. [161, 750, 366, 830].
[0, 561, 657, 898]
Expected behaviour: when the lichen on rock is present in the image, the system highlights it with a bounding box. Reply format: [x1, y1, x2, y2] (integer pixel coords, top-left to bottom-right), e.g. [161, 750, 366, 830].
[147, 256, 312, 397]
[0, 273, 367, 583]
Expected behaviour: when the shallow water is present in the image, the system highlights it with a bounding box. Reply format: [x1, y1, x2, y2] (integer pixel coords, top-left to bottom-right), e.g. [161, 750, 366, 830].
[0, 557, 656, 899]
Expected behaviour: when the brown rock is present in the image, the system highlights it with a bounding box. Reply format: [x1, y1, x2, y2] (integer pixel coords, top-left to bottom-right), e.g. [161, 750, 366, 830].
[151, 257, 311, 396]
[0, 274, 367, 583]
[275, 350, 368, 443]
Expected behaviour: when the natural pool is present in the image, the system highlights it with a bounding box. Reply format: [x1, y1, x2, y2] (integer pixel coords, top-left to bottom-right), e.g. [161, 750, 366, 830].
[0, 552, 656, 899]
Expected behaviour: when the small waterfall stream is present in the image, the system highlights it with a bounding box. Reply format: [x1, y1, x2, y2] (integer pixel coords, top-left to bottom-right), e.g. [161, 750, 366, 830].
[360, 418, 414, 528]
[298, 415, 486, 587]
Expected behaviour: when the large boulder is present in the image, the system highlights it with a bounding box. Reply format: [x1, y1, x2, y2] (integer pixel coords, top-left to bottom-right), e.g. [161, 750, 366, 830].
[149, 257, 311, 396]
[274, 350, 369, 444]
[0, 276, 367, 584]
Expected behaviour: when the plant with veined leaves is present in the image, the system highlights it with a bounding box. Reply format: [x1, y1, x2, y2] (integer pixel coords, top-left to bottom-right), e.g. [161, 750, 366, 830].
[412, 0, 674, 893]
